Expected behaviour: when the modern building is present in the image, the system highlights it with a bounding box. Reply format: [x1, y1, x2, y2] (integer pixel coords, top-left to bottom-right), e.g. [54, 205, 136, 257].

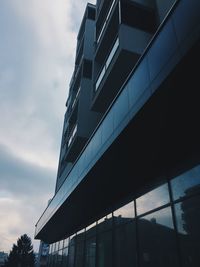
[37, 241, 50, 267]
[35, 0, 200, 266]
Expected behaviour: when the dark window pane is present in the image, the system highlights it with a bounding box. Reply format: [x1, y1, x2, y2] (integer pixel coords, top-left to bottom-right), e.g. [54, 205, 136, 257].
[113, 201, 135, 225]
[136, 183, 169, 215]
[138, 207, 179, 267]
[57, 250, 63, 267]
[87, 6, 95, 20]
[98, 216, 112, 232]
[175, 196, 200, 267]
[114, 221, 137, 267]
[171, 165, 200, 201]
[86, 222, 96, 239]
[85, 237, 96, 267]
[68, 244, 75, 267]
[83, 60, 92, 78]
[62, 247, 69, 267]
[52, 252, 58, 267]
[74, 241, 85, 267]
[121, 1, 156, 33]
[76, 230, 85, 244]
[97, 230, 112, 267]
[48, 254, 53, 267]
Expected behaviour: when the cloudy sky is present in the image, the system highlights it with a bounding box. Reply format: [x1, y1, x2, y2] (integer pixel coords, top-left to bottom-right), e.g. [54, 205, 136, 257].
[0, 0, 95, 253]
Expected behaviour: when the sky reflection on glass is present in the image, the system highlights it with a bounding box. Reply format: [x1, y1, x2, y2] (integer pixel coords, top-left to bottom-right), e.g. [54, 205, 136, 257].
[114, 201, 135, 218]
[140, 206, 174, 229]
[136, 183, 169, 215]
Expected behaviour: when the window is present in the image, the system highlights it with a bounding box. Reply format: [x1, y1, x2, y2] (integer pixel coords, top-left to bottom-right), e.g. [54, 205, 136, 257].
[175, 196, 200, 267]
[136, 183, 169, 215]
[171, 165, 200, 201]
[138, 207, 179, 267]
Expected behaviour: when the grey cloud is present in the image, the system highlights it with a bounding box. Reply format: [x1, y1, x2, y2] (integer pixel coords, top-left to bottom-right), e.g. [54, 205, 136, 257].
[0, 0, 94, 253]
[0, 143, 56, 251]
[0, 0, 71, 168]
[0, 144, 55, 198]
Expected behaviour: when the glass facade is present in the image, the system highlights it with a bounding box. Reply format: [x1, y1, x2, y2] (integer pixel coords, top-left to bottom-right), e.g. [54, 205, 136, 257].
[47, 165, 200, 267]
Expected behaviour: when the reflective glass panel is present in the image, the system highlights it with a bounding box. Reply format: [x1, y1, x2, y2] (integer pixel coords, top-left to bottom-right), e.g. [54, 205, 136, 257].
[98, 216, 106, 224]
[55, 241, 59, 251]
[138, 207, 179, 267]
[52, 242, 56, 253]
[68, 244, 75, 267]
[49, 244, 53, 254]
[171, 165, 200, 200]
[58, 240, 62, 251]
[105, 38, 119, 69]
[106, 213, 112, 219]
[85, 237, 96, 267]
[97, 230, 112, 267]
[113, 201, 135, 218]
[76, 230, 85, 243]
[52, 253, 57, 267]
[86, 222, 96, 238]
[74, 240, 85, 267]
[114, 221, 137, 267]
[175, 196, 200, 267]
[95, 67, 106, 91]
[57, 250, 63, 267]
[63, 237, 69, 248]
[62, 247, 69, 267]
[48, 254, 52, 267]
[98, 216, 112, 232]
[136, 183, 169, 215]
[114, 201, 135, 225]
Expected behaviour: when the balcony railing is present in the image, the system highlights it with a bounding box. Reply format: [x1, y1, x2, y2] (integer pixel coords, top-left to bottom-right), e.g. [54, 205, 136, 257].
[75, 37, 84, 67]
[68, 124, 78, 148]
[95, 37, 119, 91]
[69, 56, 83, 89]
[96, 0, 117, 44]
[71, 87, 81, 109]
[60, 143, 67, 161]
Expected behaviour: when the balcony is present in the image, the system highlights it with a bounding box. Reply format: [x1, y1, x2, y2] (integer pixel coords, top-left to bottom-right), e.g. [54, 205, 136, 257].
[76, 4, 96, 57]
[71, 86, 81, 110]
[95, 0, 156, 55]
[92, 0, 157, 112]
[62, 120, 87, 163]
[35, 0, 200, 242]
[92, 27, 152, 112]
[96, 0, 112, 23]
[64, 98, 88, 163]
[75, 36, 84, 67]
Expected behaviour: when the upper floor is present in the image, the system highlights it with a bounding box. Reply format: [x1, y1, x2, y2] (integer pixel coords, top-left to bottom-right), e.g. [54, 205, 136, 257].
[55, 4, 101, 192]
[92, 0, 177, 113]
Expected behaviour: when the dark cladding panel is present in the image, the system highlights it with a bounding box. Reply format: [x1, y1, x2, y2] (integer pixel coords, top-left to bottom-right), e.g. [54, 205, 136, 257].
[127, 57, 150, 110]
[147, 18, 178, 82]
[113, 88, 129, 130]
[172, 0, 200, 55]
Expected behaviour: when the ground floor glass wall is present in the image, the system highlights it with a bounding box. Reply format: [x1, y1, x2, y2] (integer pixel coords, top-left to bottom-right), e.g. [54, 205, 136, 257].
[47, 164, 200, 267]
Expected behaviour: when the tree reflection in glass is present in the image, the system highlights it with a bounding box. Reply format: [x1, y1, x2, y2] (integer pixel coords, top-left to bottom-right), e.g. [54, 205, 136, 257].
[175, 188, 200, 267]
[171, 165, 200, 200]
